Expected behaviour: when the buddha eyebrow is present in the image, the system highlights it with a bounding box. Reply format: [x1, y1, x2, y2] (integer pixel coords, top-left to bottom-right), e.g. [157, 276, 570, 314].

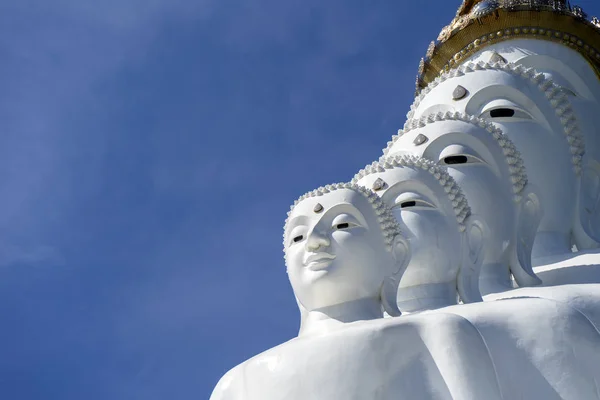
[324, 204, 368, 228]
[287, 219, 307, 230]
[285, 215, 309, 234]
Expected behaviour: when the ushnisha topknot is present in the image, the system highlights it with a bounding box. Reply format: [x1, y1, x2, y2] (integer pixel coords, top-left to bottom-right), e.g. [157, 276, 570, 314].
[416, 1, 600, 91]
[283, 182, 403, 253]
[383, 112, 528, 202]
[352, 155, 471, 232]
[407, 61, 585, 175]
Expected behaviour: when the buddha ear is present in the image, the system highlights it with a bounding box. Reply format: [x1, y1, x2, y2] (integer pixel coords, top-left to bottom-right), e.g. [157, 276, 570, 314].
[573, 163, 600, 250]
[380, 276, 401, 317]
[381, 235, 410, 317]
[391, 234, 411, 276]
[457, 214, 485, 304]
[510, 185, 543, 287]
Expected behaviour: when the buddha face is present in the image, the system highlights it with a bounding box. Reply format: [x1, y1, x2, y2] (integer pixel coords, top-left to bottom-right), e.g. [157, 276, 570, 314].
[463, 41, 600, 249]
[355, 168, 463, 290]
[387, 120, 515, 270]
[284, 188, 403, 312]
[412, 68, 575, 250]
[386, 118, 541, 287]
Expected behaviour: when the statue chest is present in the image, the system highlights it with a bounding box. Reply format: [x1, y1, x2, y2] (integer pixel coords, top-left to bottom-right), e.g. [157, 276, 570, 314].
[238, 322, 452, 400]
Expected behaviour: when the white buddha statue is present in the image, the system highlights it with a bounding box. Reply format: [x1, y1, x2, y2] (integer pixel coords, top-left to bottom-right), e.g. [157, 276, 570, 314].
[451, 3, 600, 251]
[210, 183, 504, 400]
[463, 42, 600, 251]
[352, 155, 485, 313]
[211, 181, 600, 400]
[283, 183, 409, 327]
[384, 113, 542, 295]
[409, 0, 600, 284]
[407, 62, 583, 259]
[381, 112, 600, 324]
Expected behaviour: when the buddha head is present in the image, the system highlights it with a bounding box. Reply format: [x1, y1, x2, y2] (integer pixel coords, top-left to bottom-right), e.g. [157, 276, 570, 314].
[384, 113, 542, 292]
[407, 62, 594, 256]
[352, 155, 484, 313]
[413, 1, 600, 252]
[284, 183, 410, 317]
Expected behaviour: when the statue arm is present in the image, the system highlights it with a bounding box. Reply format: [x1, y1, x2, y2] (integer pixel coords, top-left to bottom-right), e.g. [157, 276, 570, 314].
[210, 365, 245, 400]
[418, 313, 503, 400]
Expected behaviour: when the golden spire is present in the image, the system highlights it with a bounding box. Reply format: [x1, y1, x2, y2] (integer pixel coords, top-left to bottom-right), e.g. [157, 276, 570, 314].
[456, 0, 486, 16]
[415, 0, 600, 94]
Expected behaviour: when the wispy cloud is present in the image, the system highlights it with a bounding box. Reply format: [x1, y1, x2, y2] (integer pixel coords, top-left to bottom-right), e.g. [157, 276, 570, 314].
[0, 241, 65, 267]
[0, 0, 217, 268]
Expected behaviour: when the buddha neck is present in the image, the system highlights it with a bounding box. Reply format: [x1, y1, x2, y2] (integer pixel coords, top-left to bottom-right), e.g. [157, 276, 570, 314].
[479, 262, 513, 296]
[396, 282, 457, 314]
[298, 297, 383, 338]
[532, 231, 572, 259]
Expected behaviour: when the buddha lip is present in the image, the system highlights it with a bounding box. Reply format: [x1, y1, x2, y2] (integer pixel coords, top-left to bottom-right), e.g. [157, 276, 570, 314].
[304, 253, 336, 268]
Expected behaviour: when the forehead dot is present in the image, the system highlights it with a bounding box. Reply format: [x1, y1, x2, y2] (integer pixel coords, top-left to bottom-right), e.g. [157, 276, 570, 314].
[372, 178, 386, 191]
[452, 85, 468, 101]
[313, 203, 324, 213]
[414, 134, 429, 146]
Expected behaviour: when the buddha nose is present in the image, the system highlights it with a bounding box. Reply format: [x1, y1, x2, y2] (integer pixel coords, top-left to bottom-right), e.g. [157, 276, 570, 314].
[306, 228, 330, 251]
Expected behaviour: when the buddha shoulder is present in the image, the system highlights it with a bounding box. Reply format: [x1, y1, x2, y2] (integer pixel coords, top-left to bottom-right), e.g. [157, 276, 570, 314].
[210, 363, 245, 400]
[210, 338, 311, 400]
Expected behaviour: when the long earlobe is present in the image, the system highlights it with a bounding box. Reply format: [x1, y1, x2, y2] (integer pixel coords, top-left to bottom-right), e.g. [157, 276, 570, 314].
[457, 216, 484, 303]
[381, 235, 410, 317]
[511, 187, 543, 287]
[391, 235, 411, 276]
[380, 277, 401, 317]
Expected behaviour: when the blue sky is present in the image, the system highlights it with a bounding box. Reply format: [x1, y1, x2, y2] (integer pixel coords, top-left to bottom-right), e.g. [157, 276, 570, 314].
[1, 1, 599, 399]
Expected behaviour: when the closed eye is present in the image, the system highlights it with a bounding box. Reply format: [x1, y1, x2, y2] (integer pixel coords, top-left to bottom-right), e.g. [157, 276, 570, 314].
[439, 154, 484, 165]
[395, 199, 435, 209]
[293, 235, 304, 243]
[480, 107, 532, 121]
[490, 108, 514, 118]
[333, 222, 358, 231]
